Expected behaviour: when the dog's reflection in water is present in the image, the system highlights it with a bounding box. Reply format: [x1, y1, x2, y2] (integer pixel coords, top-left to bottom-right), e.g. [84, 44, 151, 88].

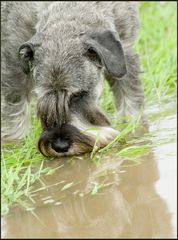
[2, 152, 173, 238]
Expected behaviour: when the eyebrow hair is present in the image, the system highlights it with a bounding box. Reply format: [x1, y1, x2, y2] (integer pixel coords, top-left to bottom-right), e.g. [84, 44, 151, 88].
[37, 90, 70, 129]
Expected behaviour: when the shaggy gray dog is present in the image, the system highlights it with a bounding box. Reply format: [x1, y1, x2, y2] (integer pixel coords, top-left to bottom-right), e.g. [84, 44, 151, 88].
[1, 2, 144, 157]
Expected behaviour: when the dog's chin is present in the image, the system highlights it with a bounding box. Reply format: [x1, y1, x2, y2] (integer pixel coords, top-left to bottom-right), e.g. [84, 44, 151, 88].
[38, 126, 119, 158]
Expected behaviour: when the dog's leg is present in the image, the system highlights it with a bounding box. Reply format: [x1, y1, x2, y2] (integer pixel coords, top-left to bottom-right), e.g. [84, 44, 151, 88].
[1, 59, 32, 143]
[106, 49, 144, 121]
[1, 2, 37, 143]
[1, 87, 31, 144]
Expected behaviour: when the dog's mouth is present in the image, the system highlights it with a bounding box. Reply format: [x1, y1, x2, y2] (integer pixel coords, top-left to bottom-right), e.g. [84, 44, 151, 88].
[38, 124, 118, 158]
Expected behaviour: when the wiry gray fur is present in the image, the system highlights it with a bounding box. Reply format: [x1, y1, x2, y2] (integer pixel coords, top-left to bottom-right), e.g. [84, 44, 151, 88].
[1, 2, 144, 157]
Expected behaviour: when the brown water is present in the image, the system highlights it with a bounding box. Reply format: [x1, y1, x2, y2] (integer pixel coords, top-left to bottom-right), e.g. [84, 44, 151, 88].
[1, 101, 177, 238]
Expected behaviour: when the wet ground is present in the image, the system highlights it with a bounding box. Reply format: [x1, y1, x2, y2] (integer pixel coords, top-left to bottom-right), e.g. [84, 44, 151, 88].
[1, 100, 177, 238]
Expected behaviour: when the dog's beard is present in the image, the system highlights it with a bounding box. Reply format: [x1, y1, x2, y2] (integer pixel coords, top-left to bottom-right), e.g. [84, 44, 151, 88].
[38, 141, 93, 157]
[38, 129, 94, 158]
[38, 115, 119, 158]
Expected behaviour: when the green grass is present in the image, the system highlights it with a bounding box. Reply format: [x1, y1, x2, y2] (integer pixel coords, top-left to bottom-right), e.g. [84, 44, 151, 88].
[1, 2, 177, 216]
[136, 2, 177, 103]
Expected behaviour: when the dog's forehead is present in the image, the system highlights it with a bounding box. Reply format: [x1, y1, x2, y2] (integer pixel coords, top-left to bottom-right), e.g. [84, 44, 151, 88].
[33, 24, 95, 92]
[40, 37, 83, 60]
[34, 46, 90, 93]
[41, 22, 86, 49]
[36, 34, 87, 77]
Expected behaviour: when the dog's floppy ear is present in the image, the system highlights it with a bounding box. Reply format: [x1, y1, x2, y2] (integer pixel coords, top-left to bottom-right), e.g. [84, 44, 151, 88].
[18, 43, 34, 74]
[84, 31, 127, 78]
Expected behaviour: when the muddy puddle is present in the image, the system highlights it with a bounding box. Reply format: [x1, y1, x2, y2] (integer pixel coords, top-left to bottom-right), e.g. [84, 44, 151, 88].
[1, 100, 177, 238]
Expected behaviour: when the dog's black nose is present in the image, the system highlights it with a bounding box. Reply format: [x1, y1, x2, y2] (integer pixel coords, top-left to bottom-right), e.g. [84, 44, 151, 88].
[51, 138, 70, 153]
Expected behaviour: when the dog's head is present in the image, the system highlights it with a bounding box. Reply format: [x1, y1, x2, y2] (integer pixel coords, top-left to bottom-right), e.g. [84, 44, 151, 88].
[18, 25, 127, 157]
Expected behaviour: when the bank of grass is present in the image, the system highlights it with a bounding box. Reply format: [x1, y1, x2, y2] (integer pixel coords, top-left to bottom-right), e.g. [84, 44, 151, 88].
[1, 2, 177, 216]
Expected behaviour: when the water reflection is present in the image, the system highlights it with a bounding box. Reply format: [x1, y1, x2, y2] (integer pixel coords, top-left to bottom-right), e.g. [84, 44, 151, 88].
[1, 106, 176, 238]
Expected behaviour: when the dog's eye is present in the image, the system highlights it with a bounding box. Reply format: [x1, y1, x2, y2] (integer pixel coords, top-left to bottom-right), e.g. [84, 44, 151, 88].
[85, 48, 102, 67]
[70, 91, 88, 103]
[86, 48, 98, 61]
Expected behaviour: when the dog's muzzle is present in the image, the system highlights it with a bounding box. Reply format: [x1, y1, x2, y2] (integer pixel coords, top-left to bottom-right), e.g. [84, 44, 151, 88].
[38, 123, 119, 158]
[38, 124, 93, 157]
